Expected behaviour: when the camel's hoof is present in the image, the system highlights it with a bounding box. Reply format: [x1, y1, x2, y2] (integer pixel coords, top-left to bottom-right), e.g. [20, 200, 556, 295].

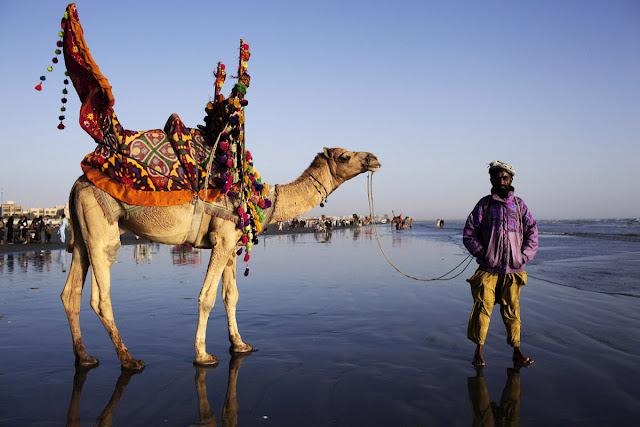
[75, 355, 100, 368]
[193, 354, 219, 366]
[121, 359, 145, 372]
[230, 342, 255, 354]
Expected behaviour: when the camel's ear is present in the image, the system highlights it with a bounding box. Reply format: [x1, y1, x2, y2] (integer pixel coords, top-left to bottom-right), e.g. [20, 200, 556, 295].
[322, 147, 331, 158]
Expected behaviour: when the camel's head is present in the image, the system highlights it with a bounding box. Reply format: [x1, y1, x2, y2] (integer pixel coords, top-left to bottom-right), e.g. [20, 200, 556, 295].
[321, 147, 381, 182]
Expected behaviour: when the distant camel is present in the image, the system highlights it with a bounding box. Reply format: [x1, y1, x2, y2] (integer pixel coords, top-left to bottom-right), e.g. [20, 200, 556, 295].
[391, 213, 413, 230]
[61, 148, 380, 370]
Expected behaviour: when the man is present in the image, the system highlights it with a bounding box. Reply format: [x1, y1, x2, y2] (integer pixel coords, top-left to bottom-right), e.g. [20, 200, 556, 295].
[463, 161, 538, 368]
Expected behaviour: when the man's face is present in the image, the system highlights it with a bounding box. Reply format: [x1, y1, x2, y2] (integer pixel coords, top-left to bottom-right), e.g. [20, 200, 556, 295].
[490, 169, 513, 192]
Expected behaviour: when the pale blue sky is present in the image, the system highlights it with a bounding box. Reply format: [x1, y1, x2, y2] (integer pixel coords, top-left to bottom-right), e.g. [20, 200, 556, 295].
[1, 0, 638, 219]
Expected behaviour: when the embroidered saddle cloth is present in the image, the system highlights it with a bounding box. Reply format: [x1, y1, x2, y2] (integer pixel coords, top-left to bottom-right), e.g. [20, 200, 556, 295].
[63, 3, 224, 206]
[81, 113, 224, 206]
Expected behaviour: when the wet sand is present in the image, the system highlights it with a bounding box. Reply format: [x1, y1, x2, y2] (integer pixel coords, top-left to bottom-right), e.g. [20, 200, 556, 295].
[0, 227, 638, 425]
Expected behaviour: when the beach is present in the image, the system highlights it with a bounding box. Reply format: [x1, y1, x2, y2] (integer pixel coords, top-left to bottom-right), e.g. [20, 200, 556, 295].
[0, 221, 638, 425]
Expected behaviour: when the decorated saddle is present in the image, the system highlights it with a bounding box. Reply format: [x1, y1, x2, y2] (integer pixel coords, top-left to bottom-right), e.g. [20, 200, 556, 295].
[36, 3, 272, 273]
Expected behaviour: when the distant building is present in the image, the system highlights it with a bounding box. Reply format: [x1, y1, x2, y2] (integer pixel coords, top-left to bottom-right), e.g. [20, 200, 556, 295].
[1, 201, 67, 218]
[1, 201, 23, 217]
[29, 208, 45, 217]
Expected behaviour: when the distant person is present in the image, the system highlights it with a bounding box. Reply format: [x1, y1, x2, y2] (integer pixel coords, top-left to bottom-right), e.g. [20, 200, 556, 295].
[58, 214, 69, 244]
[7, 216, 14, 244]
[44, 217, 53, 243]
[463, 161, 538, 368]
[19, 216, 28, 243]
[0, 217, 5, 244]
[36, 216, 45, 243]
[29, 217, 39, 243]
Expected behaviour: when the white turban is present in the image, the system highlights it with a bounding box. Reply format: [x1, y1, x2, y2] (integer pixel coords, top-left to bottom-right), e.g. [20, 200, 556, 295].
[488, 160, 515, 177]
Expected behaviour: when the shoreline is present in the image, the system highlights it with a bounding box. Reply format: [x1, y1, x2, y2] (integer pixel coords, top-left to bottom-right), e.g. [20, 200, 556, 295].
[0, 224, 367, 255]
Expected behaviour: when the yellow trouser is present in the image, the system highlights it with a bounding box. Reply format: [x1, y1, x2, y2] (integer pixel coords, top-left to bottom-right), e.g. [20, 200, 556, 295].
[467, 269, 527, 347]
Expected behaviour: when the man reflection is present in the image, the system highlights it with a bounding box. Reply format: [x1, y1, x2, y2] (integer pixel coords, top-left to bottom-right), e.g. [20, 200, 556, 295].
[467, 367, 521, 426]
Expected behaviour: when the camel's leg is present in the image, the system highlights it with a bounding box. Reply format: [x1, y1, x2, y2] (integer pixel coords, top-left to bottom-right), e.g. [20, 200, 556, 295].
[222, 254, 253, 353]
[77, 194, 143, 371]
[60, 235, 96, 367]
[194, 231, 236, 366]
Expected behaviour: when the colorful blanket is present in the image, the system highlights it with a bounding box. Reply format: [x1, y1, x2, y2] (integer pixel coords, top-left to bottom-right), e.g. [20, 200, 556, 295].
[80, 113, 224, 206]
[47, 4, 271, 273]
[60, 3, 266, 209]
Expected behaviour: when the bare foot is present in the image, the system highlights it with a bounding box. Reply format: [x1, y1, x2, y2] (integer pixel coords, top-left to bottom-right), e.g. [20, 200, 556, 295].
[472, 344, 486, 367]
[512, 347, 534, 367]
[193, 353, 219, 366]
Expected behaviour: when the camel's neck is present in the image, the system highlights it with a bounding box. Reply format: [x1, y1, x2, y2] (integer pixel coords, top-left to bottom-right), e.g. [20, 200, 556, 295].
[269, 157, 340, 223]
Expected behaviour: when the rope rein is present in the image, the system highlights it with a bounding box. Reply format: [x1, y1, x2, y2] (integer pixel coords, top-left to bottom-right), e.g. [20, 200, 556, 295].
[366, 172, 473, 282]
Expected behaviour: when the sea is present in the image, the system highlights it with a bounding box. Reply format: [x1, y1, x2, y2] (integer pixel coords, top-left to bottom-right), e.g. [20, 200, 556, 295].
[0, 218, 638, 425]
[407, 218, 640, 297]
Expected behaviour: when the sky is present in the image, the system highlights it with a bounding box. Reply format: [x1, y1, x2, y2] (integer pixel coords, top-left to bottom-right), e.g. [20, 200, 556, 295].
[0, 0, 638, 220]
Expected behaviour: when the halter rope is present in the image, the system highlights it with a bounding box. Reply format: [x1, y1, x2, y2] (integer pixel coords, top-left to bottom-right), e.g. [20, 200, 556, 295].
[366, 172, 473, 282]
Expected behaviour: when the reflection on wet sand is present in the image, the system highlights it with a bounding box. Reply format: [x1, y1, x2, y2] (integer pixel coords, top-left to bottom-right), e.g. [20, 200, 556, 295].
[196, 353, 250, 427]
[314, 231, 332, 243]
[132, 243, 160, 264]
[467, 367, 521, 426]
[0, 250, 65, 274]
[170, 244, 202, 265]
[65, 353, 250, 426]
[66, 367, 140, 427]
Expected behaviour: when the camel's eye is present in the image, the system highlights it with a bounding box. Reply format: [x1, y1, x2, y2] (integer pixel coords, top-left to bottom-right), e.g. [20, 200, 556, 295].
[337, 153, 351, 162]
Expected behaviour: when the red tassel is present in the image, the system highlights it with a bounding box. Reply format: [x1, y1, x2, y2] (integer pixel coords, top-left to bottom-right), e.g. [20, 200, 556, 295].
[34, 83, 43, 91]
[57, 123, 65, 130]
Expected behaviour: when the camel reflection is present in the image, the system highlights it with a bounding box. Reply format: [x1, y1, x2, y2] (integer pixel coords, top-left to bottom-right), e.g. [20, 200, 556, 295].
[65, 353, 250, 426]
[196, 353, 250, 427]
[467, 367, 521, 426]
[66, 367, 140, 427]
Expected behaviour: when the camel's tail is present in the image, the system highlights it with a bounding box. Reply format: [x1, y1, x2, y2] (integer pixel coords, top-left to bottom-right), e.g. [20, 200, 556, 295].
[66, 178, 83, 253]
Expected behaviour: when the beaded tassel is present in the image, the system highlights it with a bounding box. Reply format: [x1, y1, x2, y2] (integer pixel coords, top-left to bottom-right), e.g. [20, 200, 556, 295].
[35, 10, 70, 130]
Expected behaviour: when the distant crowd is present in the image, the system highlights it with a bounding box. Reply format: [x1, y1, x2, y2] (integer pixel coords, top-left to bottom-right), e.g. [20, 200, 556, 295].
[0, 215, 67, 245]
[275, 214, 373, 233]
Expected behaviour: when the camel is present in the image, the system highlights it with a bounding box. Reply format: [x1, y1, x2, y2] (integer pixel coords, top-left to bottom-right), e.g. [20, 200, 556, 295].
[391, 213, 413, 230]
[61, 147, 380, 370]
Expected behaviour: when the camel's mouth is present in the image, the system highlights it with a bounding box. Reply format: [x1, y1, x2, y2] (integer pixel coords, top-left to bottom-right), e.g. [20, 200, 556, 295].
[365, 155, 381, 172]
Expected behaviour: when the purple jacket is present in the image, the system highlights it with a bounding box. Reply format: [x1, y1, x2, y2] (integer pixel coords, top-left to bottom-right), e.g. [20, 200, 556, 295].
[463, 190, 538, 274]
